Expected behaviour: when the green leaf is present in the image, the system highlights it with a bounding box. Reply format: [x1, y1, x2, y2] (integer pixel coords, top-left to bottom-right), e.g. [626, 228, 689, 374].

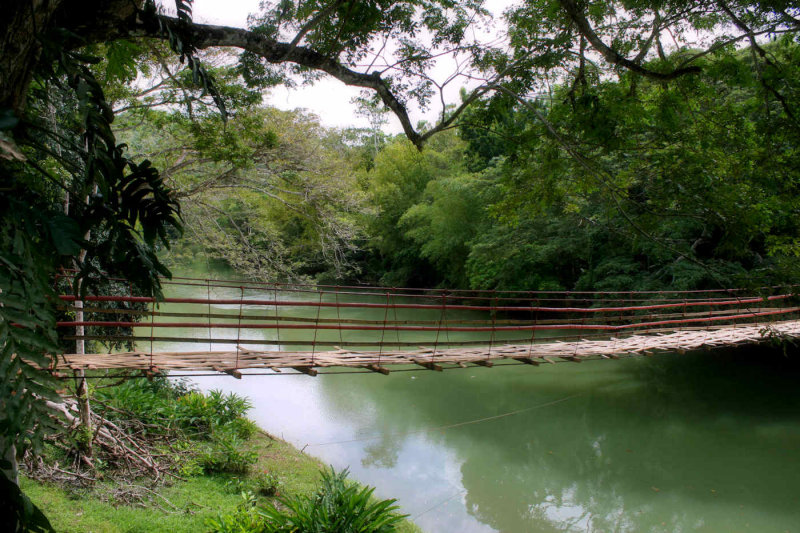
[46, 216, 83, 256]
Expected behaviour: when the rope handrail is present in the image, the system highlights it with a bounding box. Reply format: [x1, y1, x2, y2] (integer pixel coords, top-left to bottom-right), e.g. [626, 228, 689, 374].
[55, 269, 797, 297]
[57, 293, 792, 313]
[55, 306, 800, 332]
[56, 303, 786, 325]
[49, 278, 800, 377]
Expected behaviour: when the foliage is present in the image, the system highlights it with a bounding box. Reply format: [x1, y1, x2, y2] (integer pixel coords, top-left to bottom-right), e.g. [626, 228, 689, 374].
[364, 132, 468, 286]
[253, 470, 282, 497]
[0, 2, 191, 482]
[199, 437, 258, 474]
[362, 37, 800, 292]
[96, 378, 253, 440]
[207, 491, 266, 533]
[112, 62, 369, 281]
[21, 429, 373, 533]
[244, 0, 486, 106]
[208, 467, 407, 533]
[0, 465, 55, 533]
[259, 466, 407, 533]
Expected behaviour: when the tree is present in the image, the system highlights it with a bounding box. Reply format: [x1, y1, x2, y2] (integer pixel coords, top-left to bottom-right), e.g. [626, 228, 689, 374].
[125, 106, 369, 280]
[2, 0, 800, 517]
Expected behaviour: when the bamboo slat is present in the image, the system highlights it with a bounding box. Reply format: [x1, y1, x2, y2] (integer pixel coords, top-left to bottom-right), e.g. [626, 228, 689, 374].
[53, 319, 800, 374]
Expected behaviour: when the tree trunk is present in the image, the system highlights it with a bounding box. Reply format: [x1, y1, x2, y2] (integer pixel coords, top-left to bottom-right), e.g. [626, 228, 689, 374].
[0, 1, 65, 113]
[74, 298, 93, 458]
[1, 0, 140, 113]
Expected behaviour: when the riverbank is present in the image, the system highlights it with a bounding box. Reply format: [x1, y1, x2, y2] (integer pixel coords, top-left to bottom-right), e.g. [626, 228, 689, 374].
[20, 379, 420, 532]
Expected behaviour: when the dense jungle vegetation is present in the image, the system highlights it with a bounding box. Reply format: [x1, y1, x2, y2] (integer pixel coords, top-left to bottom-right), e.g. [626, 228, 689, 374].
[146, 37, 800, 292]
[3, 0, 800, 529]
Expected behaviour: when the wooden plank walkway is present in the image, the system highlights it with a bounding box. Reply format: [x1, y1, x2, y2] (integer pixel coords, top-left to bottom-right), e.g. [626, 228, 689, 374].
[54, 319, 800, 376]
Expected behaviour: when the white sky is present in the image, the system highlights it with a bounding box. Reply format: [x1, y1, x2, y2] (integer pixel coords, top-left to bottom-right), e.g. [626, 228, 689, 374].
[192, 0, 515, 133]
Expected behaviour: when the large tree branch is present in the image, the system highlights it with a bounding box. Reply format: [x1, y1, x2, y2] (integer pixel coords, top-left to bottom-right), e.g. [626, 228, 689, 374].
[124, 15, 426, 148]
[557, 0, 701, 81]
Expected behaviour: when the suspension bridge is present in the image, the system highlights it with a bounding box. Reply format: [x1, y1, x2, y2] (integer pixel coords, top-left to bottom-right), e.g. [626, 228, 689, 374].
[51, 275, 800, 377]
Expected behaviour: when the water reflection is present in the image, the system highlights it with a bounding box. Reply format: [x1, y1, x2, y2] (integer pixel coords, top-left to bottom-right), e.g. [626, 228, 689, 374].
[194, 350, 800, 532]
[164, 269, 800, 532]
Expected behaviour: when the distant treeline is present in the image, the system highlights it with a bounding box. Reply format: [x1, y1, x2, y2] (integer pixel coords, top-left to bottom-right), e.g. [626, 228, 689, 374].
[125, 39, 800, 292]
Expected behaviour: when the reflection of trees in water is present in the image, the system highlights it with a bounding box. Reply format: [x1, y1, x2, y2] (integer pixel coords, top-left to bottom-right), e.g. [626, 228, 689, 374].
[318, 348, 800, 532]
[361, 435, 401, 468]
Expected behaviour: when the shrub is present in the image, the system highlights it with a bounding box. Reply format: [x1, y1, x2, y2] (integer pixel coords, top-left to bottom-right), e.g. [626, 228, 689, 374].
[227, 417, 259, 440]
[206, 389, 253, 426]
[199, 437, 258, 474]
[98, 379, 254, 440]
[207, 491, 266, 533]
[253, 471, 281, 497]
[259, 467, 407, 532]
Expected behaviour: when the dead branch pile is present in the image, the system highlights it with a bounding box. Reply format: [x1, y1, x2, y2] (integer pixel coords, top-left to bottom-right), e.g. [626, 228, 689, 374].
[22, 395, 187, 500]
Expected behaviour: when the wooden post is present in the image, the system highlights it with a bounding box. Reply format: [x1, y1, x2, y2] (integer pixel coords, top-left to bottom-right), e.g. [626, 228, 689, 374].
[74, 296, 93, 458]
[66, 190, 92, 458]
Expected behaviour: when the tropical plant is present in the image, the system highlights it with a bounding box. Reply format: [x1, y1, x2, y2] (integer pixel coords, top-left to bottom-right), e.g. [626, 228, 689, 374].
[259, 467, 407, 532]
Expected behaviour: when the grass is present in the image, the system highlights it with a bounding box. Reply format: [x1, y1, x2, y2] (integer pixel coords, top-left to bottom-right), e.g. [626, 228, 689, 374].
[22, 429, 421, 533]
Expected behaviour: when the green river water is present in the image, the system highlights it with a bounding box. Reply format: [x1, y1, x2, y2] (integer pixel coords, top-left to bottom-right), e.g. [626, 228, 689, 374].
[149, 268, 800, 532]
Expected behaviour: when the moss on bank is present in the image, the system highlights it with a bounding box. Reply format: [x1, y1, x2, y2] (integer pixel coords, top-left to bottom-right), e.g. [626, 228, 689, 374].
[22, 429, 421, 532]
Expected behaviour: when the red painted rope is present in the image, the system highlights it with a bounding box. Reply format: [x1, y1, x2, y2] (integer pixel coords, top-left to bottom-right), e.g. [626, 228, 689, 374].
[54, 269, 796, 296]
[57, 274, 761, 303]
[57, 293, 792, 313]
[55, 306, 799, 332]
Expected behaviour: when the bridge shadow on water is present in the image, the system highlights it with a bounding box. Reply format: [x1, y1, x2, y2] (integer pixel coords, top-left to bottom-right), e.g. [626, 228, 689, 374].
[315, 346, 800, 532]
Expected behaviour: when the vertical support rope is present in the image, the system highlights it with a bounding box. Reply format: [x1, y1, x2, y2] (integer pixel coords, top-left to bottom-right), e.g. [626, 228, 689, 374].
[207, 279, 212, 353]
[149, 299, 156, 371]
[75, 293, 84, 379]
[613, 294, 623, 355]
[335, 288, 343, 349]
[682, 298, 687, 324]
[235, 286, 244, 370]
[311, 290, 322, 367]
[756, 288, 762, 330]
[488, 290, 496, 360]
[704, 291, 713, 344]
[526, 297, 538, 359]
[378, 291, 390, 366]
[442, 291, 446, 347]
[574, 295, 584, 359]
[273, 283, 280, 350]
[393, 288, 401, 350]
[432, 292, 446, 363]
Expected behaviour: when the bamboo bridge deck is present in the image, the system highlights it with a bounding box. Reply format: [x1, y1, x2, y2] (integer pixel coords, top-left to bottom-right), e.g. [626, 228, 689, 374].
[52, 275, 800, 377]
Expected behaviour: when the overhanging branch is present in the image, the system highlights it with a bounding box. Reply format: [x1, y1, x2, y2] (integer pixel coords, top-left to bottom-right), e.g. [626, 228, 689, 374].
[558, 0, 701, 81]
[126, 15, 426, 148]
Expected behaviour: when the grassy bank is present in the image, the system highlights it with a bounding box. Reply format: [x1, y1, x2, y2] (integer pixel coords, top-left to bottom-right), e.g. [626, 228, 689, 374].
[21, 378, 420, 532]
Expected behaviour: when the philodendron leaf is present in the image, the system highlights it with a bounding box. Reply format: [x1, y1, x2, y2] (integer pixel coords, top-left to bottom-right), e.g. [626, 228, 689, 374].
[46, 216, 82, 256]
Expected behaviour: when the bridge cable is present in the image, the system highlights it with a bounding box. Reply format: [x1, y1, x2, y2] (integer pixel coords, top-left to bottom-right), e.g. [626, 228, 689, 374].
[392, 288, 401, 350]
[432, 292, 447, 364]
[149, 298, 156, 373]
[526, 297, 538, 359]
[304, 392, 586, 448]
[206, 279, 212, 353]
[273, 283, 280, 349]
[378, 290, 390, 366]
[335, 289, 343, 349]
[311, 290, 322, 366]
[488, 290, 496, 361]
[235, 286, 243, 370]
